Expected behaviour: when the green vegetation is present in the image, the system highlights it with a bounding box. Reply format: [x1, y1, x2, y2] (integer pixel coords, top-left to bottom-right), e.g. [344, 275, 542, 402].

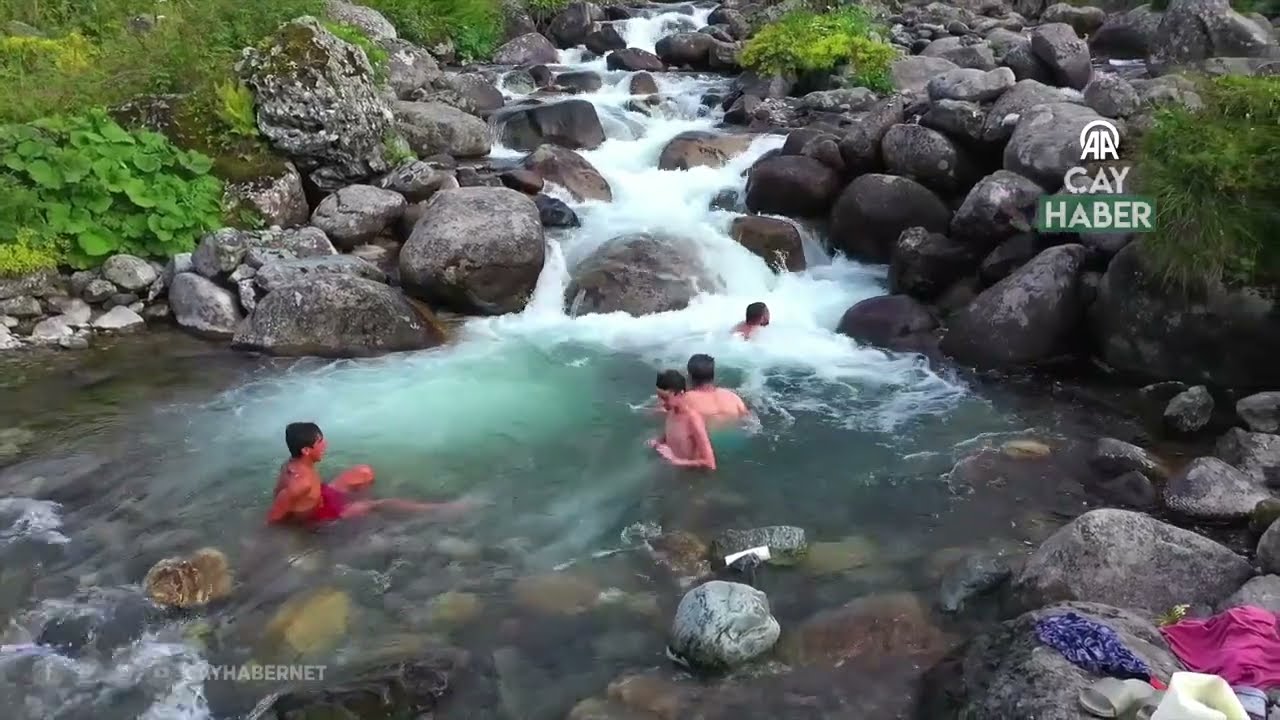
[740, 7, 898, 93]
[525, 0, 570, 26]
[1149, 0, 1279, 13]
[359, 0, 503, 61]
[323, 20, 390, 82]
[0, 110, 224, 272]
[1138, 75, 1280, 288]
[0, 227, 67, 277]
[382, 133, 417, 166]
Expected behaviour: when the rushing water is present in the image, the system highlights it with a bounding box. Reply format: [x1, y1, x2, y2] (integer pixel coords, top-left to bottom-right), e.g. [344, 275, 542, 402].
[0, 5, 1158, 719]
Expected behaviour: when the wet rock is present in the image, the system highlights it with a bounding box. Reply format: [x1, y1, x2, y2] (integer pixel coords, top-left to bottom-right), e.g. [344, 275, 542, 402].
[1214, 428, 1280, 486]
[1084, 73, 1141, 118]
[669, 581, 780, 669]
[656, 31, 715, 67]
[92, 305, 145, 331]
[922, 36, 999, 69]
[224, 161, 310, 230]
[928, 67, 1016, 102]
[891, 55, 962, 93]
[744, 154, 842, 219]
[1093, 470, 1158, 509]
[649, 531, 712, 584]
[238, 18, 392, 192]
[940, 245, 1086, 369]
[400, 187, 544, 315]
[1010, 509, 1254, 613]
[658, 131, 752, 171]
[881, 123, 974, 195]
[837, 294, 940, 354]
[829, 174, 950, 262]
[920, 602, 1181, 719]
[101, 254, 158, 291]
[1030, 23, 1092, 90]
[1004, 102, 1107, 190]
[798, 88, 877, 113]
[939, 552, 1012, 613]
[565, 232, 718, 316]
[385, 39, 441, 101]
[1091, 6, 1163, 59]
[38, 591, 154, 657]
[513, 573, 600, 615]
[395, 100, 491, 158]
[377, 160, 456, 203]
[169, 273, 244, 339]
[784, 592, 949, 666]
[1090, 437, 1170, 481]
[310, 184, 407, 250]
[0, 324, 18, 350]
[192, 227, 336, 279]
[729, 216, 805, 272]
[500, 168, 544, 194]
[1164, 385, 1215, 434]
[606, 48, 665, 72]
[266, 649, 462, 718]
[262, 587, 352, 660]
[494, 32, 559, 65]
[549, 1, 602, 48]
[426, 590, 482, 626]
[1164, 457, 1271, 522]
[499, 99, 606, 151]
[799, 536, 878, 574]
[1261, 521, 1280, 574]
[520, 144, 612, 202]
[711, 526, 807, 566]
[1252, 498, 1280, 534]
[144, 547, 233, 608]
[630, 72, 659, 95]
[1218, 575, 1280, 612]
[534, 194, 580, 227]
[837, 97, 902, 175]
[234, 275, 444, 357]
[1238, 392, 1280, 433]
[890, 227, 977, 302]
[1151, 0, 1279, 68]
[254, 255, 387, 293]
[82, 278, 117, 304]
[1043, 3, 1106, 34]
[584, 25, 626, 55]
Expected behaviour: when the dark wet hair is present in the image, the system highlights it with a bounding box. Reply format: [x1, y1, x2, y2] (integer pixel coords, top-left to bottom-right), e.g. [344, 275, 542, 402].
[746, 302, 768, 323]
[655, 369, 686, 393]
[687, 354, 715, 386]
[286, 422, 323, 458]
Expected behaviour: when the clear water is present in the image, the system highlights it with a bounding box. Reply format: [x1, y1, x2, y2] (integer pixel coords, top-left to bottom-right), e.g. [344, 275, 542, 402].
[0, 6, 1151, 719]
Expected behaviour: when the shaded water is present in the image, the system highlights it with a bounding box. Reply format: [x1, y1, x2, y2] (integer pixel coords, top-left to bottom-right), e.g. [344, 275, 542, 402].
[0, 6, 1161, 720]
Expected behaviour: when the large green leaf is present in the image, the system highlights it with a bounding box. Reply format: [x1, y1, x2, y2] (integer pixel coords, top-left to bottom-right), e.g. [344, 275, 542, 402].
[180, 151, 214, 175]
[61, 153, 94, 183]
[16, 140, 43, 158]
[3, 153, 26, 171]
[123, 178, 158, 208]
[133, 153, 163, 173]
[26, 159, 64, 189]
[76, 229, 116, 257]
[99, 122, 136, 145]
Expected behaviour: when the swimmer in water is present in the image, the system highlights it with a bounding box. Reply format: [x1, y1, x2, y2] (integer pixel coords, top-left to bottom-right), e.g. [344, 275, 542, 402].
[647, 370, 716, 471]
[683, 354, 749, 429]
[733, 302, 769, 339]
[267, 422, 468, 526]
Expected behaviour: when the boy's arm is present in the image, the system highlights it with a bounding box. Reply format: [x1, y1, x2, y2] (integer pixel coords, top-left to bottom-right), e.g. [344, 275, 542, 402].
[266, 478, 308, 524]
[331, 464, 375, 492]
[665, 415, 716, 470]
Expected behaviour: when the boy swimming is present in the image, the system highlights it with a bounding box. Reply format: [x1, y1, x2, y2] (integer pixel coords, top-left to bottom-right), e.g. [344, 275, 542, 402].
[648, 370, 717, 471]
[267, 422, 467, 526]
[733, 302, 769, 339]
[683, 354, 749, 428]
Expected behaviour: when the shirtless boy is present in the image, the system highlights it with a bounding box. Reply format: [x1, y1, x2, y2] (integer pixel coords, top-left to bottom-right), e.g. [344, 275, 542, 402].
[647, 370, 716, 471]
[733, 302, 769, 339]
[267, 422, 465, 526]
[684, 354, 749, 428]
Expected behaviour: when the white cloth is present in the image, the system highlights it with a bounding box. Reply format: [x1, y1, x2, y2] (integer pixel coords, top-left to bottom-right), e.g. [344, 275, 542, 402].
[1151, 672, 1250, 720]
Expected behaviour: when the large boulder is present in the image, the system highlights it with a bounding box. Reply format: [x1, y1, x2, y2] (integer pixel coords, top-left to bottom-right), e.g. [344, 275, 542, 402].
[658, 131, 753, 171]
[519, 145, 612, 202]
[1010, 509, 1254, 614]
[564, 233, 718, 317]
[1238, 392, 1280, 433]
[233, 275, 445, 358]
[1029, 23, 1093, 90]
[1151, 0, 1279, 67]
[584, 25, 626, 55]
[1090, 6, 1163, 59]
[1218, 575, 1280, 612]
[1043, 3, 1108, 35]
[921, 36, 998, 70]
[493, 32, 559, 65]
[191, 227, 336, 279]
[385, 39, 441, 101]
[1261, 522, 1280, 575]
[168, 272, 245, 339]
[941, 245, 1086, 369]
[729, 216, 806, 272]
[606, 48, 665, 72]
[549, 1, 602, 48]
[310, 185, 407, 250]
[880, 124, 974, 195]
[394, 101, 490, 158]
[892, 55, 963, 94]
[890, 227, 979, 301]
[1003, 102, 1108, 190]
[325, 0, 397, 42]
[710, 526, 808, 566]
[1163, 457, 1272, 522]
[668, 581, 780, 670]
[920, 603, 1182, 720]
[927, 67, 1017, 103]
[829, 174, 950, 263]
[223, 161, 310, 229]
[655, 32, 716, 68]
[399, 187, 545, 315]
[838, 97, 903, 175]
[426, 73, 505, 118]
[498, 100, 606, 151]
[837, 295, 940, 354]
[950, 170, 1044, 251]
[254, 255, 387, 294]
[1090, 242, 1280, 389]
[101, 254, 158, 292]
[982, 79, 1077, 144]
[1214, 428, 1280, 486]
[743, 155, 842, 219]
[237, 17, 393, 192]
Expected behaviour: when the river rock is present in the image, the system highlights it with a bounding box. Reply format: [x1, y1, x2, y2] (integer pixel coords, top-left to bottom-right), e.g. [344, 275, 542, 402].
[565, 232, 717, 316]
[1084, 73, 1141, 118]
[708, 6, 749, 38]
[499, 99, 606, 151]
[1029, 23, 1092, 90]
[606, 48, 665, 72]
[400, 187, 544, 315]
[91, 306, 145, 331]
[658, 131, 752, 171]
[890, 227, 978, 301]
[1091, 242, 1280, 389]
[500, 168, 544, 194]
[1003, 102, 1107, 190]
[729, 216, 805, 272]
[1252, 498, 1280, 534]
[100, 254, 158, 291]
[234, 275, 445, 357]
[921, 36, 998, 69]
[426, 72, 505, 117]
[1164, 385, 1215, 434]
[927, 67, 1016, 103]
[584, 25, 626, 55]
[238, 17, 392, 192]
[655, 32, 715, 68]
[892, 55, 962, 93]
[1164, 457, 1271, 522]
[1090, 437, 1169, 481]
[951, 171, 1042, 254]
[1214, 428, 1280, 486]
[494, 32, 559, 65]
[265, 649, 462, 718]
[1042, 3, 1106, 34]
[255, 255, 387, 293]
[744, 155, 842, 219]
[1238, 392, 1280, 433]
[940, 245, 1086, 369]
[982, 79, 1076, 144]
[710, 526, 807, 566]
[1218, 575, 1280, 612]
[1261, 522, 1280, 574]
[939, 552, 1013, 613]
[920, 603, 1181, 719]
[385, 39, 440, 101]
[29, 315, 72, 343]
[838, 97, 903, 175]
[377, 160, 456, 204]
[549, 1, 602, 48]
[394, 101, 490, 158]
[0, 296, 41, 318]
[837, 294, 940, 354]
[326, 0, 396, 41]
[829, 174, 950, 262]
[223, 161, 310, 229]
[1090, 6, 1163, 59]
[535, 194, 580, 227]
[1151, 0, 1279, 68]
[881, 123, 974, 195]
[630, 72, 658, 95]
[1010, 509, 1254, 613]
[520, 144, 612, 202]
[649, 531, 712, 584]
[668, 581, 780, 669]
[0, 268, 61, 300]
[192, 227, 336, 279]
[168, 273, 244, 339]
[798, 88, 877, 113]
[310, 185, 407, 250]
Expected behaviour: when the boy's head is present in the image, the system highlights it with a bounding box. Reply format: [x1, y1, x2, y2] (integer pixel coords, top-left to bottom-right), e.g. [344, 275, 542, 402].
[655, 369, 687, 411]
[285, 422, 326, 460]
[745, 302, 769, 326]
[687, 353, 715, 387]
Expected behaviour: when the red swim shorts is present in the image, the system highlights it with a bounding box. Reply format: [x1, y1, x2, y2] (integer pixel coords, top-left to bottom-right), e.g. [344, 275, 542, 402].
[306, 484, 349, 524]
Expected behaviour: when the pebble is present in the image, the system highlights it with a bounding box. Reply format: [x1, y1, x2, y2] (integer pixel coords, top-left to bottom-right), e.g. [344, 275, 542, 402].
[92, 305, 146, 331]
[58, 335, 90, 350]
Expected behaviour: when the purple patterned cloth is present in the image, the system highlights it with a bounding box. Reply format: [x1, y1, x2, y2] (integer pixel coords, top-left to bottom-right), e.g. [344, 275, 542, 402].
[1034, 612, 1151, 680]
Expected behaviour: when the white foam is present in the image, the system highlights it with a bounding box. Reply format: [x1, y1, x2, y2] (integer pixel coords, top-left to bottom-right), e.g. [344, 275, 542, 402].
[0, 498, 69, 546]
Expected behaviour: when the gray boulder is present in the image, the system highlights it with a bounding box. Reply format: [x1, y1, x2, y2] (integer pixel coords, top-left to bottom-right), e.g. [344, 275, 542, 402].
[927, 67, 1016, 103]
[584, 25, 626, 55]
[325, 0, 396, 42]
[310, 185, 407, 250]
[1260, 522, 1280, 574]
[385, 39, 441, 101]
[658, 131, 753, 171]
[101, 255, 158, 292]
[744, 155, 842, 219]
[1011, 509, 1254, 613]
[255, 255, 387, 294]
[668, 581, 780, 669]
[1003, 41, 1056, 84]
[829, 174, 950, 262]
[837, 294, 940, 355]
[729, 216, 806, 272]
[1084, 73, 1141, 118]
[1042, 3, 1107, 36]
[394, 101, 491, 158]
[881, 123, 974, 194]
[423, 72, 505, 118]
[399, 187, 545, 315]
[710, 526, 808, 566]
[233, 275, 445, 358]
[1091, 5, 1163, 59]
[565, 233, 718, 317]
[921, 99, 988, 144]
[1030, 23, 1093, 90]
[938, 552, 1013, 614]
[921, 36, 998, 69]
[1164, 457, 1271, 522]
[238, 17, 393, 192]
[548, 1, 602, 49]
[493, 32, 558, 66]
[655, 32, 716, 68]
[1238, 392, 1280, 433]
[92, 305, 145, 331]
[950, 170, 1043, 251]
[1214, 428, 1280, 486]
[192, 227, 336, 279]
[498, 99, 606, 151]
[1090, 437, 1170, 482]
[1218, 575, 1280, 612]
[838, 97, 903, 175]
[797, 88, 877, 113]
[940, 245, 1087, 369]
[1152, 0, 1279, 67]
[1003, 102, 1108, 189]
[982, 79, 1077, 144]
[520, 145, 612, 202]
[1164, 385, 1215, 434]
[891, 227, 978, 301]
[606, 48, 665, 72]
[223, 161, 311, 229]
[891, 55, 962, 93]
[169, 273, 244, 339]
[377, 160, 457, 203]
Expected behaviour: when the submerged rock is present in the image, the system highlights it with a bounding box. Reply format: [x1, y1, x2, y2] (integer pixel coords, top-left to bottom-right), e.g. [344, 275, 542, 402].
[710, 526, 807, 566]
[729, 216, 805, 272]
[1164, 385, 1215, 433]
[784, 592, 949, 667]
[939, 552, 1012, 613]
[266, 649, 463, 719]
[513, 573, 600, 615]
[144, 547, 233, 609]
[1089, 437, 1169, 482]
[669, 581, 780, 669]
[1164, 457, 1271, 522]
[520, 144, 612, 202]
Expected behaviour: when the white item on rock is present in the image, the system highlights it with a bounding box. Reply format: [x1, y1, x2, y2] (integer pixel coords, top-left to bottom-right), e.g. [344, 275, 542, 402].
[1150, 672, 1249, 720]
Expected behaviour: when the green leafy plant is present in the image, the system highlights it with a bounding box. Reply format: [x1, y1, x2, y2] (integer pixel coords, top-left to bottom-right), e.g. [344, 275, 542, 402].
[323, 20, 390, 83]
[359, 0, 503, 61]
[0, 227, 67, 277]
[213, 80, 259, 141]
[382, 132, 416, 165]
[1138, 75, 1280, 288]
[741, 7, 898, 93]
[525, 0, 569, 25]
[0, 110, 225, 268]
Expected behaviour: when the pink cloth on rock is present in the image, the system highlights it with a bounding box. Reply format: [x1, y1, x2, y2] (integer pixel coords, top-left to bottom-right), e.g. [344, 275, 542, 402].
[1160, 606, 1280, 690]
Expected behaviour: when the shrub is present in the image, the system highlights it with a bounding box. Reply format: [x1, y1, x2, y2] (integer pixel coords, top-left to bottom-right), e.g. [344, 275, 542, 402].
[526, 0, 570, 25]
[323, 20, 390, 83]
[0, 227, 66, 277]
[740, 7, 897, 93]
[1138, 75, 1280, 288]
[360, 0, 503, 61]
[0, 110, 225, 269]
